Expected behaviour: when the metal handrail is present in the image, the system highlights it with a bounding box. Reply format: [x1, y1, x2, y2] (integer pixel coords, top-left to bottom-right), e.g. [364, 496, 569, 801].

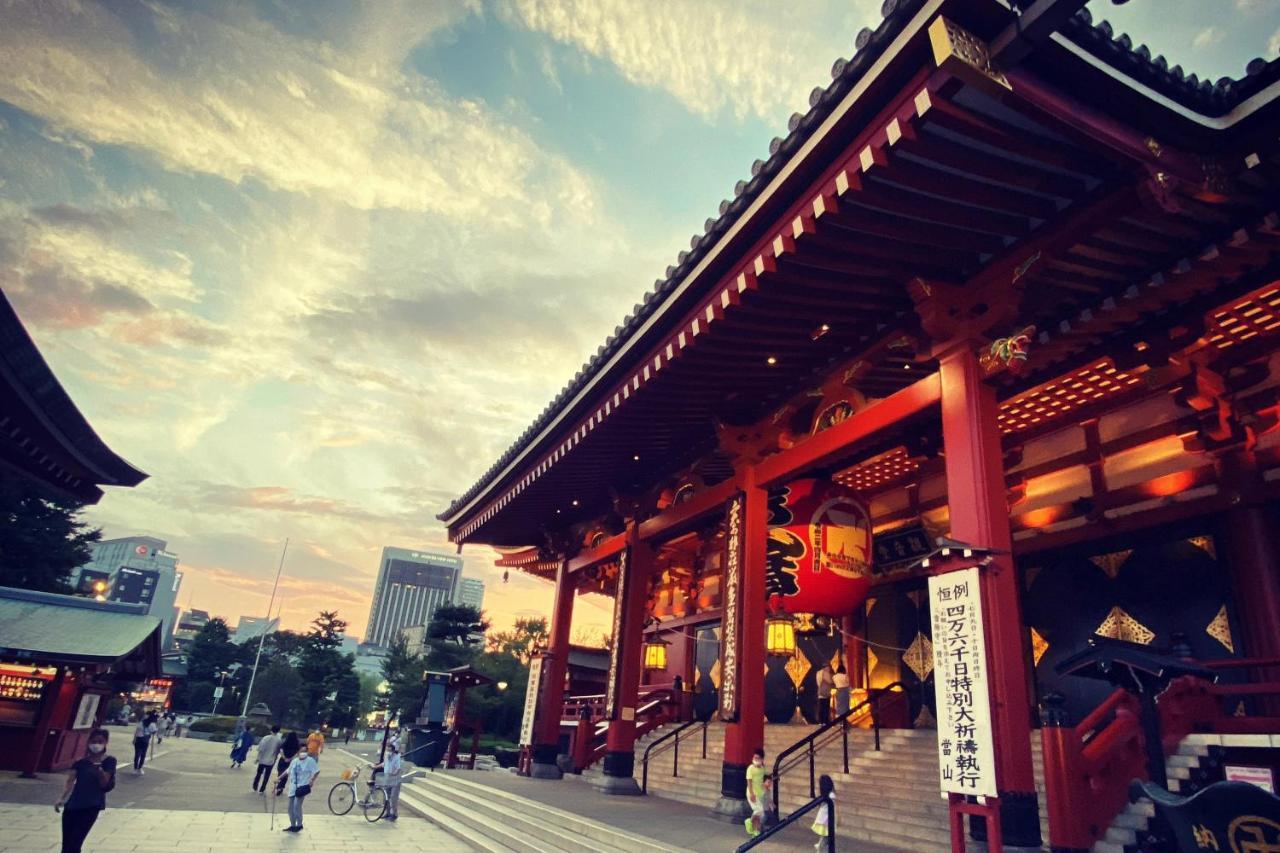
[771, 681, 908, 816]
[640, 718, 709, 794]
[737, 792, 835, 853]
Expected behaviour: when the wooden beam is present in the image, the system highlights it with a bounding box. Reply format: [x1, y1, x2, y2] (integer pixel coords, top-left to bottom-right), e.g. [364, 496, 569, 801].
[638, 476, 739, 544]
[755, 372, 941, 488]
[568, 530, 628, 574]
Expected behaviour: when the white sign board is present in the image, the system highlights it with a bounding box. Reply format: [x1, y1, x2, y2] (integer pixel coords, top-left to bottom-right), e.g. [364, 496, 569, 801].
[1226, 764, 1276, 794]
[520, 656, 545, 747]
[73, 694, 100, 729]
[929, 566, 998, 798]
[212, 686, 224, 699]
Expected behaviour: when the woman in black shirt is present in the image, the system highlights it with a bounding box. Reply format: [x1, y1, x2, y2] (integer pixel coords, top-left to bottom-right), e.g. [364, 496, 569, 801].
[55, 728, 117, 853]
[275, 730, 301, 794]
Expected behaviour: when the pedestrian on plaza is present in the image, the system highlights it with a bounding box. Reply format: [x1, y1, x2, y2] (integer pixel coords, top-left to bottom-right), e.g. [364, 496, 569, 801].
[306, 728, 324, 762]
[230, 725, 254, 769]
[833, 664, 851, 717]
[55, 728, 117, 853]
[371, 738, 403, 821]
[743, 747, 767, 839]
[253, 725, 283, 793]
[131, 716, 151, 774]
[814, 664, 834, 725]
[275, 731, 301, 795]
[812, 774, 836, 850]
[282, 747, 319, 833]
[344, 729, 352, 745]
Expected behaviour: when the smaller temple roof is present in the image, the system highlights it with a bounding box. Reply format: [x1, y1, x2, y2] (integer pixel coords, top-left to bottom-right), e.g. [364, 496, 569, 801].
[0, 586, 162, 674]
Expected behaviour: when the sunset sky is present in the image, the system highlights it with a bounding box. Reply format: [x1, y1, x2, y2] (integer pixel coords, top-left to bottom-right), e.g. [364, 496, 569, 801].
[1, 0, 1276, 641]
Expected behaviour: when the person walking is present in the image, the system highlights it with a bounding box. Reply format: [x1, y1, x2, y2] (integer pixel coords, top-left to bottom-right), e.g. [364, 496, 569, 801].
[743, 748, 767, 838]
[253, 725, 282, 794]
[306, 728, 324, 762]
[229, 724, 254, 769]
[812, 774, 836, 850]
[371, 738, 403, 821]
[275, 731, 301, 795]
[814, 664, 834, 725]
[130, 716, 151, 775]
[282, 748, 319, 833]
[833, 664, 851, 717]
[55, 728, 117, 853]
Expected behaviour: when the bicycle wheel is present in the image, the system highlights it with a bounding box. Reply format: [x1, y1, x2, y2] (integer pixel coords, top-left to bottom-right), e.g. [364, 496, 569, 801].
[328, 782, 355, 816]
[362, 786, 388, 823]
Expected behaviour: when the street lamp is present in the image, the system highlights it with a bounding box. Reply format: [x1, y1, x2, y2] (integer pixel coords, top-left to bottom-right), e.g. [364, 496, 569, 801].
[496, 681, 509, 691]
[211, 669, 230, 716]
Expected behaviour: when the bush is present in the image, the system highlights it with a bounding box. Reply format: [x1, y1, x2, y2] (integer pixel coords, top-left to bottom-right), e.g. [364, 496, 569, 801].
[188, 716, 271, 737]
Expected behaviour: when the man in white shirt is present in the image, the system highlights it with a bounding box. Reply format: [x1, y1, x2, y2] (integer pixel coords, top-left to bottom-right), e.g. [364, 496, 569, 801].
[253, 725, 283, 794]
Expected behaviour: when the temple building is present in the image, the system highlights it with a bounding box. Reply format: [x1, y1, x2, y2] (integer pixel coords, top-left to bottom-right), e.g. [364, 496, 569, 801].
[439, 0, 1280, 849]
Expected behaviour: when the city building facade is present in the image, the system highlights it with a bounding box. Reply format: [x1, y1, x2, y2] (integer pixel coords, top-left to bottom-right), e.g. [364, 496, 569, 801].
[455, 577, 485, 611]
[364, 547, 462, 648]
[77, 536, 182, 649]
[172, 608, 210, 650]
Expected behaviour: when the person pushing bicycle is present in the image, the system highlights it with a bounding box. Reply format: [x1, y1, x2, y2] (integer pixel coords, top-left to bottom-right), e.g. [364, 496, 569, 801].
[369, 740, 403, 821]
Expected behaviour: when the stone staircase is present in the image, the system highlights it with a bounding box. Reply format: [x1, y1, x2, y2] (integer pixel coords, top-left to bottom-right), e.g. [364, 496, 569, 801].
[402, 769, 684, 853]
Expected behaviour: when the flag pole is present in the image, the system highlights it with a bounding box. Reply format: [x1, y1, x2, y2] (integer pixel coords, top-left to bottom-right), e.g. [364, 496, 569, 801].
[241, 538, 289, 718]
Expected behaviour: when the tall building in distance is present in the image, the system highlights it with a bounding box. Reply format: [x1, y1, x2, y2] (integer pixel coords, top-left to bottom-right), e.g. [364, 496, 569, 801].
[364, 547, 462, 648]
[173, 608, 210, 651]
[455, 577, 485, 611]
[76, 536, 182, 648]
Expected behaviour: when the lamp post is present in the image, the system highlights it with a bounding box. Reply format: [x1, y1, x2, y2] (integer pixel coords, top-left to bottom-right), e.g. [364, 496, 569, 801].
[211, 669, 230, 715]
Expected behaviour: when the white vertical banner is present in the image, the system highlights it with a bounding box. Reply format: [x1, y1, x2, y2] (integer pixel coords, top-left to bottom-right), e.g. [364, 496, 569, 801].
[928, 566, 998, 798]
[520, 656, 545, 747]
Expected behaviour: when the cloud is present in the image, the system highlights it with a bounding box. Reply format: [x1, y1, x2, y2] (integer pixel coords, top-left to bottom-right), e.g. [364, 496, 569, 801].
[498, 0, 872, 122]
[1192, 26, 1225, 49]
[1270, 26, 1280, 56]
[0, 0, 595, 223]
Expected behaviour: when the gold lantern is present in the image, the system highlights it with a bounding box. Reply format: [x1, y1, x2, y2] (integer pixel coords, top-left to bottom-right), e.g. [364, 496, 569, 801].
[766, 612, 797, 657]
[642, 635, 669, 672]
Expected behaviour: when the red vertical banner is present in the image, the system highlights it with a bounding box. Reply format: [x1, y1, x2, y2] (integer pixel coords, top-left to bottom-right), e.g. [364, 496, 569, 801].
[719, 493, 745, 721]
[604, 547, 630, 721]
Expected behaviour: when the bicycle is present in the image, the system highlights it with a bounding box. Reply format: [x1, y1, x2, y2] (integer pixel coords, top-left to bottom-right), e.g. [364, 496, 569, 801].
[328, 765, 388, 821]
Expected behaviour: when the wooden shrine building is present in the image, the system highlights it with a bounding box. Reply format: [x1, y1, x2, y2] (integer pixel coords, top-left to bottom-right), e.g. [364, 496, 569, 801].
[440, 0, 1280, 849]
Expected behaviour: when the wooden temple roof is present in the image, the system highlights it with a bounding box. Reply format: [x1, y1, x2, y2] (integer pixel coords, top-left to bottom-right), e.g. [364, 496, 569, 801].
[0, 290, 147, 504]
[441, 0, 1280, 549]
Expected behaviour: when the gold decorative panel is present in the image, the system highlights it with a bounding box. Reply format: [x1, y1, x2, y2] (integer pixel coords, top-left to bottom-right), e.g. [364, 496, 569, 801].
[906, 589, 924, 608]
[1205, 605, 1234, 653]
[1095, 606, 1155, 645]
[785, 655, 810, 690]
[866, 647, 879, 676]
[1089, 550, 1132, 580]
[914, 705, 936, 729]
[903, 633, 934, 681]
[1188, 536, 1217, 561]
[1030, 627, 1050, 667]
[709, 658, 722, 690]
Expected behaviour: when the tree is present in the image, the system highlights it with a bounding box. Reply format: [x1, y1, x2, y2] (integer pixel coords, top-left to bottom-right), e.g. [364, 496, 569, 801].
[427, 605, 490, 646]
[381, 634, 426, 722]
[249, 657, 304, 725]
[0, 476, 101, 593]
[173, 618, 238, 712]
[489, 617, 549, 664]
[570, 625, 611, 651]
[296, 611, 357, 726]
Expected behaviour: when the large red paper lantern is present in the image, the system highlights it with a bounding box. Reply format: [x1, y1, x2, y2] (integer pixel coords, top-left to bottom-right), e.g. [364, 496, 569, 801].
[765, 478, 872, 617]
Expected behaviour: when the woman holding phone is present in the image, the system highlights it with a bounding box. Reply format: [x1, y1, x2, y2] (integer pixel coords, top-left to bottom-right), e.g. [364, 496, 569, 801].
[55, 728, 117, 853]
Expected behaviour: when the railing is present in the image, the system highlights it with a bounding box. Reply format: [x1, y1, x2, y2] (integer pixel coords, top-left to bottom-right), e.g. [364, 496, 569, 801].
[640, 718, 710, 794]
[1160, 657, 1280, 744]
[737, 792, 835, 853]
[1040, 689, 1149, 850]
[770, 681, 908, 816]
[562, 688, 679, 772]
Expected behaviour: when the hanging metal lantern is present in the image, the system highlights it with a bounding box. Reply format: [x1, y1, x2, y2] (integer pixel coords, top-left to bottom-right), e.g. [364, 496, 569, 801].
[766, 478, 873, 617]
[765, 612, 797, 657]
[642, 635, 669, 672]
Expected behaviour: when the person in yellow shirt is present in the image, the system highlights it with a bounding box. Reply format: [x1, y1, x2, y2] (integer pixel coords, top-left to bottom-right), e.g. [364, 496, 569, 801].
[306, 729, 324, 762]
[744, 748, 767, 838]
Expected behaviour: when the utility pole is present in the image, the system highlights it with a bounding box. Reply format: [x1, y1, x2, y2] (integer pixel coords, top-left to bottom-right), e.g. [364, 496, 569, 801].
[241, 538, 290, 718]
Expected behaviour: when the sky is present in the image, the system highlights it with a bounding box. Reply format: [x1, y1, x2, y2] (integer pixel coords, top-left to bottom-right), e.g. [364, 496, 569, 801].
[1, 0, 1276, 642]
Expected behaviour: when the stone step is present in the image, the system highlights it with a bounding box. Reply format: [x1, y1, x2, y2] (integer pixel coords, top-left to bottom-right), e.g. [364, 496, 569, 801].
[403, 782, 565, 853]
[398, 784, 514, 853]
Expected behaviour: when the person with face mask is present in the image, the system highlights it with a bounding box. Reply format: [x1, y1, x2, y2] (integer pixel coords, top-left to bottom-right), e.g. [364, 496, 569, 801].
[55, 728, 117, 853]
[371, 739, 403, 821]
[744, 747, 767, 838]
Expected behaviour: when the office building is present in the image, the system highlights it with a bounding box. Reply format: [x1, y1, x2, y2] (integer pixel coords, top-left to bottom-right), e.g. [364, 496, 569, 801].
[353, 642, 389, 678]
[232, 615, 279, 643]
[173, 608, 210, 650]
[364, 547, 461, 648]
[77, 536, 182, 648]
[455, 577, 485, 611]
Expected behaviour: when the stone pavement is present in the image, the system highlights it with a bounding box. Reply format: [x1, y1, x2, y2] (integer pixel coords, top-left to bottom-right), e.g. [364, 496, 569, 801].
[0, 803, 471, 852]
[0, 729, 472, 852]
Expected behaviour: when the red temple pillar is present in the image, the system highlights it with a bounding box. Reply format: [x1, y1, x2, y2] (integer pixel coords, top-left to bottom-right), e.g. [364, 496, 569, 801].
[1223, 502, 1280, 713]
[531, 559, 574, 779]
[714, 473, 767, 819]
[594, 526, 652, 794]
[939, 345, 1041, 848]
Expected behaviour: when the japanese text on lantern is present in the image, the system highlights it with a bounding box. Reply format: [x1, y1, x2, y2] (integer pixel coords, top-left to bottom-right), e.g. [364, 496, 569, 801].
[928, 566, 997, 798]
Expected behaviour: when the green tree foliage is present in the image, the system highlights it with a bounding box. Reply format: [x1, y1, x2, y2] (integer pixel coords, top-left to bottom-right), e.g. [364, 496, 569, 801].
[427, 604, 490, 646]
[380, 634, 426, 722]
[487, 617, 548, 664]
[249, 657, 304, 725]
[172, 618, 238, 712]
[0, 476, 101, 593]
[294, 610, 359, 726]
[467, 650, 529, 744]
